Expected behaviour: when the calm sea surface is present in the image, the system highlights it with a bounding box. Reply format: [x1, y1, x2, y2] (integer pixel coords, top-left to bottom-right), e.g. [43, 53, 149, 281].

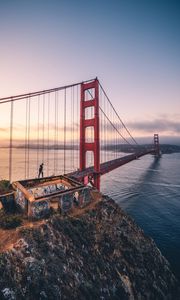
[101, 153, 180, 280]
[0, 149, 180, 279]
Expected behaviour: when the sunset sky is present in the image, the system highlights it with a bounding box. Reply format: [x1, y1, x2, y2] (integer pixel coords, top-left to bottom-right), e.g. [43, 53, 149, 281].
[0, 0, 180, 144]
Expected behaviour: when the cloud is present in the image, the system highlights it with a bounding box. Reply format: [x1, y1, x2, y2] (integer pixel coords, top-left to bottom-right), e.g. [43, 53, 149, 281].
[20, 122, 79, 133]
[126, 118, 180, 134]
[0, 128, 8, 132]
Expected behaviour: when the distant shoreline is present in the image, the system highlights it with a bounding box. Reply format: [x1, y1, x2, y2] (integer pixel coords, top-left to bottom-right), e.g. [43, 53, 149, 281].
[0, 144, 180, 154]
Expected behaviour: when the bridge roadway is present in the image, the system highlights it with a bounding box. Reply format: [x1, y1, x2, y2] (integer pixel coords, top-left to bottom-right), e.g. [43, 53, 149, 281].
[69, 148, 155, 181]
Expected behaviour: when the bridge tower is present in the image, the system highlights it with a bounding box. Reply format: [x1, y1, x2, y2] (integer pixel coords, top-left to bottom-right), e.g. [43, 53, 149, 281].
[154, 134, 160, 156]
[80, 78, 100, 189]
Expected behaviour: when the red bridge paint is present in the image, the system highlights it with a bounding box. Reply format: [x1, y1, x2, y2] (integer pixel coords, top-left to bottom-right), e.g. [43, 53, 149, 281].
[80, 79, 100, 190]
[70, 148, 156, 184]
[0, 77, 160, 188]
[79, 79, 160, 190]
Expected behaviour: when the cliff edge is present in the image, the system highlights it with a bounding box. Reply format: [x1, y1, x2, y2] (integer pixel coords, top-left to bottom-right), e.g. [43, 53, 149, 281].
[0, 196, 179, 299]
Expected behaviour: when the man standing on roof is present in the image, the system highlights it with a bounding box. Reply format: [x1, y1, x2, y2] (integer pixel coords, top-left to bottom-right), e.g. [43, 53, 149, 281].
[38, 163, 44, 178]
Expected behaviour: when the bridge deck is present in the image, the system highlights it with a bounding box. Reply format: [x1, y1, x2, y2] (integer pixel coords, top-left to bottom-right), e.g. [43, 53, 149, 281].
[69, 149, 155, 180]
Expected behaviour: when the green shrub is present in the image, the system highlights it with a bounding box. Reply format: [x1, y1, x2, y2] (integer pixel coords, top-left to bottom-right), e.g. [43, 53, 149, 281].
[0, 212, 22, 229]
[0, 180, 12, 194]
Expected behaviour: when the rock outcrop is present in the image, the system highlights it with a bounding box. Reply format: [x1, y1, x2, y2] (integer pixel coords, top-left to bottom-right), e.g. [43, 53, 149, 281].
[0, 196, 179, 299]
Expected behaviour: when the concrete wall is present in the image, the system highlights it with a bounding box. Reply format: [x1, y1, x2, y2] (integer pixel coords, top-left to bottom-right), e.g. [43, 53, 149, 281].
[28, 187, 92, 218]
[14, 188, 28, 213]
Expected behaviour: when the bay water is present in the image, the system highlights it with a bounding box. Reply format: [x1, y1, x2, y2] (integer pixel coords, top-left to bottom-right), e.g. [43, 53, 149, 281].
[101, 153, 180, 280]
[0, 148, 180, 279]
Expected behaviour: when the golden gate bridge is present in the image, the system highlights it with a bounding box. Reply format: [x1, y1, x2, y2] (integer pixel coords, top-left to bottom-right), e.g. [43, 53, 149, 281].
[0, 78, 160, 189]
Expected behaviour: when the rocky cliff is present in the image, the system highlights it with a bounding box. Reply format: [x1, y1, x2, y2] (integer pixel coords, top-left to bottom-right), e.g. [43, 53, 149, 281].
[0, 196, 179, 299]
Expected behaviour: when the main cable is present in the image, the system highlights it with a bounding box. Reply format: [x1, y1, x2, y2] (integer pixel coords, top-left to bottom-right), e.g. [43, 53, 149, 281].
[98, 80, 138, 145]
[0, 78, 96, 104]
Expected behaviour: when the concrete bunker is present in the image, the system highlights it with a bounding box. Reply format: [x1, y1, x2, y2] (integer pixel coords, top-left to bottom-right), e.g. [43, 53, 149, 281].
[12, 175, 93, 218]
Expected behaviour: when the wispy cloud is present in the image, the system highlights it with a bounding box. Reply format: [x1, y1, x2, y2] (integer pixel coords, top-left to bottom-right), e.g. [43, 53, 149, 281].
[0, 128, 8, 132]
[126, 118, 180, 134]
[12, 122, 79, 133]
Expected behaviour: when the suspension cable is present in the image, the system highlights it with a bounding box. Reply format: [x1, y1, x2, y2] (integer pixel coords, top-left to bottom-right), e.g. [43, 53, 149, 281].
[27, 95, 30, 178]
[0, 78, 96, 104]
[86, 85, 133, 149]
[76, 85, 79, 169]
[70, 87, 73, 170]
[9, 99, 13, 182]
[36, 95, 40, 175]
[99, 107, 131, 145]
[25, 97, 28, 178]
[56, 91, 58, 173]
[64, 88, 66, 174]
[72, 86, 75, 170]
[54, 91, 56, 174]
[98, 81, 138, 145]
[42, 93, 45, 166]
[47, 93, 50, 176]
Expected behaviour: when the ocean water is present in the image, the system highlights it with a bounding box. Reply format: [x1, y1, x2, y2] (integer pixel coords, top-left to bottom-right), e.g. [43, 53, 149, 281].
[101, 153, 180, 280]
[0, 149, 180, 279]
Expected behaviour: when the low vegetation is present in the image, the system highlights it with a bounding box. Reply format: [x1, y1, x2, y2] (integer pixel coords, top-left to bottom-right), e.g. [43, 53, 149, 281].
[0, 210, 22, 229]
[0, 198, 179, 299]
[0, 180, 12, 195]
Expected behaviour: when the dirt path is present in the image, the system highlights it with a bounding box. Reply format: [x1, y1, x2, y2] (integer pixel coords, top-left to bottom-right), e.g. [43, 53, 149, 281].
[0, 219, 45, 253]
[0, 228, 20, 252]
[0, 190, 102, 252]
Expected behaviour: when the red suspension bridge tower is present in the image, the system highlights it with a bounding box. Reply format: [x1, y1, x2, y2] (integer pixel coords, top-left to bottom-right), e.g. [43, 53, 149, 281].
[80, 78, 100, 189]
[154, 133, 160, 156]
[0, 77, 161, 186]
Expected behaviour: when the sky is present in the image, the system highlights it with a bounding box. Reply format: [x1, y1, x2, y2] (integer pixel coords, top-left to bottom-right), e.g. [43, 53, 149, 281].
[0, 0, 180, 144]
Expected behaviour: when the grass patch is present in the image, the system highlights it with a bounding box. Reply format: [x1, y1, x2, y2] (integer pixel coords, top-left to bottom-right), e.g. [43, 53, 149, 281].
[0, 180, 12, 194]
[0, 211, 23, 229]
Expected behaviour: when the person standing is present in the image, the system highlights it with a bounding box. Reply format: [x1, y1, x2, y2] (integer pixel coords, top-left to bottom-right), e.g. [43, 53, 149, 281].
[38, 163, 44, 178]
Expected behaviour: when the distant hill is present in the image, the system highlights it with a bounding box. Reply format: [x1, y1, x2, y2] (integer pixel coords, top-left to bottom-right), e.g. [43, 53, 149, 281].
[159, 144, 180, 154]
[1, 143, 180, 154]
[103, 144, 180, 154]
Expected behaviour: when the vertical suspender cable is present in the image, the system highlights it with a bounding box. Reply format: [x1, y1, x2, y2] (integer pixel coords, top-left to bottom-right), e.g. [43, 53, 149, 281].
[47, 93, 50, 176]
[72, 87, 74, 170]
[104, 96, 105, 162]
[116, 114, 117, 158]
[25, 97, 28, 178]
[76, 85, 79, 170]
[100, 87, 102, 164]
[107, 102, 109, 162]
[37, 95, 40, 175]
[27, 95, 30, 178]
[91, 90, 93, 166]
[56, 91, 59, 173]
[119, 121, 120, 157]
[102, 91, 105, 163]
[54, 92, 56, 174]
[9, 98, 13, 182]
[42, 93, 45, 165]
[64, 88, 66, 174]
[105, 95, 108, 161]
[105, 95, 107, 162]
[113, 110, 114, 159]
[71, 87, 73, 170]
[54, 91, 56, 174]
[72, 86, 75, 170]
[109, 104, 110, 161]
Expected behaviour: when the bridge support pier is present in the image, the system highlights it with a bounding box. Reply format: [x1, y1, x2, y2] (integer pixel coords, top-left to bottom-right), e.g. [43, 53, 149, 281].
[80, 78, 100, 190]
